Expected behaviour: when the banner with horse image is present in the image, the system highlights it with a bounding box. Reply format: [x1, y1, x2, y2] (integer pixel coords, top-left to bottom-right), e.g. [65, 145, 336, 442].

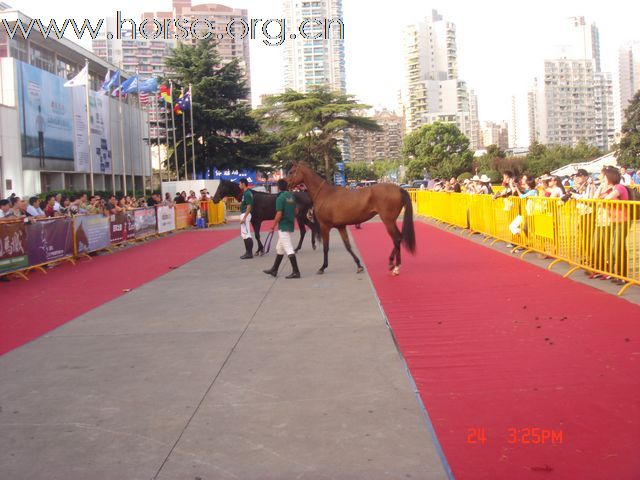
[134, 208, 157, 238]
[157, 206, 176, 234]
[26, 218, 74, 266]
[73, 215, 110, 254]
[0, 221, 29, 274]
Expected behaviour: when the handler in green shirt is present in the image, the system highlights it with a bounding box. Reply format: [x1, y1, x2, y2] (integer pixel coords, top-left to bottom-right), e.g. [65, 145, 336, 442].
[239, 178, 254, 259]
[263, 179, 301, 278]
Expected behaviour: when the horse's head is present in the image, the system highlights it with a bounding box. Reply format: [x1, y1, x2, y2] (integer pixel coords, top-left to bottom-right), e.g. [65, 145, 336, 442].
[286, 161, 305, 189]
[212, 180, 241, 203]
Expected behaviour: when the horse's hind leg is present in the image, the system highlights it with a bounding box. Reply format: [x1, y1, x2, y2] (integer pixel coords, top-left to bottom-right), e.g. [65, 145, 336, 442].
[295, 217, 306, 252]
[382, 217, 402, 275]
[317, 224, 331, 274]
[253, 220, 264, 255]
[338, 226, 364, 273]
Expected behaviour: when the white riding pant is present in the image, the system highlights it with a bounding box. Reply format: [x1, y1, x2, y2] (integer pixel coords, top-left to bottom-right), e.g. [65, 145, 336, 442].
[240, 213, 252, 239]
[276, 230, 295, 256]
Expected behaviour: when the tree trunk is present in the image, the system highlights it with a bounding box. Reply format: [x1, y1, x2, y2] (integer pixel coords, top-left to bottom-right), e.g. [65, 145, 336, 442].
[324, 151, 332, 184]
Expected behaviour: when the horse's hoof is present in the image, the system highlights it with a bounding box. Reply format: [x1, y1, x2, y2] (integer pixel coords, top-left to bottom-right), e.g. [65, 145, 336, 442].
[312, 245, 317, 251]
[316, 269, 325, 275]
[356, 267, 364, 274]
[391, 267, 400, 276]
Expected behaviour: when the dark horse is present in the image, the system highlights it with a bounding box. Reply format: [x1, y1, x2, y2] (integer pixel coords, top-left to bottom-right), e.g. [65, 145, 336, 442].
[286, 161, 416, 275]
[212, 180, 317, 255]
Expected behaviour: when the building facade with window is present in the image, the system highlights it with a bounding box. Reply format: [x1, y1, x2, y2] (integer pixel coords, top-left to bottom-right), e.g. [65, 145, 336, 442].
[0, 7, 151, 197]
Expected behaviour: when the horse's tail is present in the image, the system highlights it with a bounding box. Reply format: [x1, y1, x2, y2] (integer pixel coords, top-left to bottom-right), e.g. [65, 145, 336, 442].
[400, 188, 416, 254]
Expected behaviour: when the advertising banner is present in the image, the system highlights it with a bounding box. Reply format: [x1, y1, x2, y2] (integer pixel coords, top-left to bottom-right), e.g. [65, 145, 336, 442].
[125, 211, 136, 240]
[71, 88, 112, 173]
[174, 203, 194, 229]
[109, 212, 127, 244]
[73, 214, 110, 254]
[157, 206, 176, 234]
[0, 221, 29, 274]
[134, 208, 157, 238]
[26, 218, 74, 266]
[17, 60, 74, 161]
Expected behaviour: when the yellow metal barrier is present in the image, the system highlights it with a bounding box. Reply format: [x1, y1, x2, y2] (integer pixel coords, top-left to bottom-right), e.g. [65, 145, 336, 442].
[413, 191, 640, 295]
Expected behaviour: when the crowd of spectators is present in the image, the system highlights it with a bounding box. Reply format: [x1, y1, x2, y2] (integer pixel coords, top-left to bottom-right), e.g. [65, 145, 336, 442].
[0, 189, 208, 223]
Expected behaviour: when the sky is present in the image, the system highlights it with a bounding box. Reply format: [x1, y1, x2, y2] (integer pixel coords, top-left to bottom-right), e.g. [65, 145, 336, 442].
[12, 0, 640, 143]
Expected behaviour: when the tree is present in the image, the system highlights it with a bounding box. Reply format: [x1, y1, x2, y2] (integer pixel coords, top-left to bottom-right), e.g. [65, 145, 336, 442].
[253, 89, 380, 181]
[523, 140, 601, 177]
[162, 39, 271, 178]
[345, 162, 376, 181]
[402, 122, 473, 179]
[617, 90, 640, 168]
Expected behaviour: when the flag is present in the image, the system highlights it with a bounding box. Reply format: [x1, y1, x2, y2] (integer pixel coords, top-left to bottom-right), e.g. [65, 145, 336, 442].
[138, 78, 158, 93]
[100, 69, 120, 92]
[139, 92, 151, 105]
[122, 75, 139, 94]
[174, 88, 185, 115]
[180, 89, 191, 111]
[64, 64, 88, 87]
[160, 84, 173, 104]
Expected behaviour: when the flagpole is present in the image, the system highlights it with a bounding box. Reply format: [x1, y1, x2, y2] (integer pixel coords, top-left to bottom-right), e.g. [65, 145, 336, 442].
[163, 101, 172, 181]
[170, 80, 179, 181]
[84, 60, 94, 196]
[181, 95, 187, 181]
[108, 73, 115, 195]
[189, 83, 195, 180]
[155, 95, 163, 185]
[118, 63, 127, 196]
[136, 69, 144, 196]
[129, 96, 135, 197]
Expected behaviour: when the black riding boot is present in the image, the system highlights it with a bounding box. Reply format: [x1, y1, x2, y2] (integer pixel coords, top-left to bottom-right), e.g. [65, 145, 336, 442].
[263, 254, 284, 277]
[240, 238, 254, 259]
[286, 254, 301, 279]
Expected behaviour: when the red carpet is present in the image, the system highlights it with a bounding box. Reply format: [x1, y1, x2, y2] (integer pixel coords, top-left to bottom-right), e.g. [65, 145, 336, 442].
[0, 229, 237, 356]
[352, 222, 640, 480]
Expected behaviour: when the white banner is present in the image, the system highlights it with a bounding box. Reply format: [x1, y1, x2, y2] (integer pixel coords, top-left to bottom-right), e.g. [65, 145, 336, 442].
[156, 206, 176, 234]
[71, 88, 112, 174]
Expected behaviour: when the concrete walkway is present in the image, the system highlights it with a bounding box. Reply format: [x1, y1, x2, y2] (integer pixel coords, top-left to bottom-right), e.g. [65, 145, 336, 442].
[0, 230, 448, 480]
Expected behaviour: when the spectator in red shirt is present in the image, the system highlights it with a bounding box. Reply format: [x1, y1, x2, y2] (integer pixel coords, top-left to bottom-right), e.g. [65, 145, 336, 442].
[43, 194, 57, 217]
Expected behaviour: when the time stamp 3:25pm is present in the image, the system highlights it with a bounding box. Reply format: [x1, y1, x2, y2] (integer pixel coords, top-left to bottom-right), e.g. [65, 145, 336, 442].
[467, 427, 564, 446]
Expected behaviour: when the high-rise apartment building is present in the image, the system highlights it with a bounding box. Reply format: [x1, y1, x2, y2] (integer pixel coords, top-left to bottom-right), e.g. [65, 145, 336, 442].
[481, 121, 509, 150]
[93, 2, 251, 90]
[350, 110, 405, 163]
[402, 10, 481, 150]
[529, 18, 614, 151]
[618, 42, 640, 129]
[283, 0, 346, 93]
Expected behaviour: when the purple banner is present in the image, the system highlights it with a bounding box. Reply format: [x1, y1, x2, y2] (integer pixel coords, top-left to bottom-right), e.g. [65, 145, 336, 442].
[26, 217, 74, 266]
[109, 212, 127, 244]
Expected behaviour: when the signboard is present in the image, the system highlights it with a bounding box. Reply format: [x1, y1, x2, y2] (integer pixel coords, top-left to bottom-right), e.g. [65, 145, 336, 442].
[109, 211, 128, 244]
[71, 88, 112, 173]
[0, 221, 28, 274]
[210, 168, 257, 183]
[74, 214, 110, 254]
[17, 60, 74, 161]
[157, 206, 176, 233]
[334, 162, 346, 186]
[133, 208, 157, 238]
[26, 218, 74, 266]
[174, 203, 194, 229]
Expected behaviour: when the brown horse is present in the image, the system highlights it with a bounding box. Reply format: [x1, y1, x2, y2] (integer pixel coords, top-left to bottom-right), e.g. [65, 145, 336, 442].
[287, 161, 416, 275]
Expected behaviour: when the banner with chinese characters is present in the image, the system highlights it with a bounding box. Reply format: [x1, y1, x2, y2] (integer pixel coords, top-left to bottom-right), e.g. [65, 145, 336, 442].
[156, 206, 176, 234]
[0, 221, 29, 274]
[71, 88, 112, 174]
